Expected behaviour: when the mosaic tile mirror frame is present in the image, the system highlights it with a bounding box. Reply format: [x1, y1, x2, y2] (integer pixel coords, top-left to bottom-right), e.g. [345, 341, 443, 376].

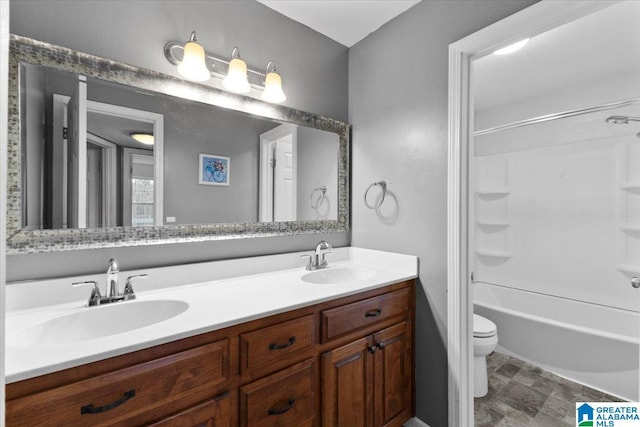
[7, 35, 350, 254]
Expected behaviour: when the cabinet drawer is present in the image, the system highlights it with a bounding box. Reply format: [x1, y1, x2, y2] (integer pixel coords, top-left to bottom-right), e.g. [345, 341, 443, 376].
[321, 288, 410, 342]
[148, 390, 235, 427]
[6, 340, 229, 427]
[240, 314, 315, 373]
[239, 358, 314, 427]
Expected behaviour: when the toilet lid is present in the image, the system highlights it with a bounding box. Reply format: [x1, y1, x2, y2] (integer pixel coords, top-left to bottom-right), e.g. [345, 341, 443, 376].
[473, 314, 497, 338]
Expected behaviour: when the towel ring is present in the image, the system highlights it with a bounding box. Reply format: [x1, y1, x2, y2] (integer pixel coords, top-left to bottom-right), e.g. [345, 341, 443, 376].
[364, 181, 387, 209]
[310, 186, 327, 209]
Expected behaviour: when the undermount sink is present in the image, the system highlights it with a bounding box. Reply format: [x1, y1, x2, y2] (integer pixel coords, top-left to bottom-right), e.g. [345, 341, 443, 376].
[301, 266, 376, 284]
[8, 300, 189, 347]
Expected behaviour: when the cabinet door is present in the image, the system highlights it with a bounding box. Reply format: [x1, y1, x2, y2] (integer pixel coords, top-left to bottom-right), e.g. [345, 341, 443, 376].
[321, 336, 375, 427]
[372, 321, 412, 427]
[148, 390, 235, 427]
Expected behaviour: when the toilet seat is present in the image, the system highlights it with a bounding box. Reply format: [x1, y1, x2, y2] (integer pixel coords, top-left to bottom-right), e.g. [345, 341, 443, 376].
[473, 314, 497, 338]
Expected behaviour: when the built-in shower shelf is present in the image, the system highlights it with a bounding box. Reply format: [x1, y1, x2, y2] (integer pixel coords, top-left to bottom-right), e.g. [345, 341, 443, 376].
[475, 189, 510, 197]
[620, 183, 640, 192]
[476, 221, 510, 229]
[475, 249, 512, 259]
[620, 223, 640, 233]
[618, 264, 640, 274]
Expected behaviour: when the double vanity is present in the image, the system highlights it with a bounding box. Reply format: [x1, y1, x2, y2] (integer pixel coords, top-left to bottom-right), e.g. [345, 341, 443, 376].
[5, 247, 418, 426]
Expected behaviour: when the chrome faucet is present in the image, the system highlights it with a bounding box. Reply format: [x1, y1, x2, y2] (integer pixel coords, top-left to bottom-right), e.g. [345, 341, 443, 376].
[72, 258, 147, 306]
[302, 240, 333, 270]
[106, 258, 119, 298]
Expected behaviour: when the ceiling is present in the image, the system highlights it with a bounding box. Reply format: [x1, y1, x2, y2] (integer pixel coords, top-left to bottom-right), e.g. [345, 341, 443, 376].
[87, 112, 153, 150]
[257, 0, 421, 47]
[474, 1, 640, 112]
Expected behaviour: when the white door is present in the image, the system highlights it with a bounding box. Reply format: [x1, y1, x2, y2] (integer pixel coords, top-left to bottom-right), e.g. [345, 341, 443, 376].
[259, 124, 297, 222]
[274, 135, 296, 221]
[66, 76, 87, 228]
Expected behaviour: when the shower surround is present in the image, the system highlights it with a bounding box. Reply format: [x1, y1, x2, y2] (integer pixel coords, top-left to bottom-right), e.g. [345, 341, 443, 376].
[472, 111, 640, 400]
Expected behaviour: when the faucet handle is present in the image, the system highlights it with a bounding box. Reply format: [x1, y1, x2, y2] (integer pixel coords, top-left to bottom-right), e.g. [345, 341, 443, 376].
[123, 274, 147, 299]
[72, 280, 102, 306]
[301, 254, 313, 271]
[316, 241, 332, 268]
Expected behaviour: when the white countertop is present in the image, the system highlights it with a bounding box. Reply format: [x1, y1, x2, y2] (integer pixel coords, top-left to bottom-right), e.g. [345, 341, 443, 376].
[5, 247, 418, 383]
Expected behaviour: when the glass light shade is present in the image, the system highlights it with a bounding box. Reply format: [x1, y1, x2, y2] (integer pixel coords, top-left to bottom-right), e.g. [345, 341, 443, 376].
[131, 133, 155, 145]
[261, 71, 286, 103]
[223, 58, 251, 93]
[177, 40, 210, 82]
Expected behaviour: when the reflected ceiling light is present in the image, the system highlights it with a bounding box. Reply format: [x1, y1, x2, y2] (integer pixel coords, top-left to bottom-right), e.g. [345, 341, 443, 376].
[130, 133, 155, 145]
[261, 61, 286, 103]
[164, 32, 288, 103]
[176, 31, 211, 82]
[493, 38, 530, 55]
[223, 48, 251, 94]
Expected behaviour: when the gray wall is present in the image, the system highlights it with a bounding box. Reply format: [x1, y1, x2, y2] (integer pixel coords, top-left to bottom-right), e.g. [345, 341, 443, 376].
[348, 1, 537, 425]
[296, 126, 338, 221]
[87, 77, 279, 225]
[8, 0, 349, 282]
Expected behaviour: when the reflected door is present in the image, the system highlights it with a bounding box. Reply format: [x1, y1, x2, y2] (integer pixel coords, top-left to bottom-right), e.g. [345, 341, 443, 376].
[259, 124, 298, 222]
[274, 135, 295, 221]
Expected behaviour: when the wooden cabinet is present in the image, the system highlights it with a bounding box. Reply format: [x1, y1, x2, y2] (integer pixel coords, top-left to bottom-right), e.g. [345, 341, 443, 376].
[322, 322, 412, 427]
[6, 280, 414, 427]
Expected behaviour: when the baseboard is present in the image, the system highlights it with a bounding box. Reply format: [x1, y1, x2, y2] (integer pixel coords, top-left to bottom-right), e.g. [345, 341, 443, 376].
[404, 417, 430, 427]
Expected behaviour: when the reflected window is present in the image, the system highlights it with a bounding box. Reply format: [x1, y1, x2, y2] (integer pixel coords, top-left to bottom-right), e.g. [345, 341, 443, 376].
[131, 178, 154, 226]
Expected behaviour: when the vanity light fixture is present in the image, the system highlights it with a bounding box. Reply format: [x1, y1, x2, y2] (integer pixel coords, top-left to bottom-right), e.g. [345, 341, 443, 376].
[261, 61, 286, 103]
[222, 48, 251, 94]
[493, 38, 530, 55]
[176, 32, 211, 82]
[130, 133, 155, 145]
[164, 31, 287, 102]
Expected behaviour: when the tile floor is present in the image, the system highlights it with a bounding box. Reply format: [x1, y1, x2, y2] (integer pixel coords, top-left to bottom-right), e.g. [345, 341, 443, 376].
[474, 351, 625, 427]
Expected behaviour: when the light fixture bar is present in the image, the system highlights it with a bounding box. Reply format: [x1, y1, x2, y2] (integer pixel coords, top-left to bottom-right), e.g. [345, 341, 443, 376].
[164, 41, 266, 89]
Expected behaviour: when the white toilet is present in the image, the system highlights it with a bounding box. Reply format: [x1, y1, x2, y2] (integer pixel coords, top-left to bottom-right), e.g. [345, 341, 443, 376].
[473, 314, 498, 398]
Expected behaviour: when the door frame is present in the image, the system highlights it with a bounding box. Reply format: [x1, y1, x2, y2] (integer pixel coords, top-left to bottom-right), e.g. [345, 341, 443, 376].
[86, 133, 117, 227]
[446, 1, 619, 425]
[0, 1, 9, 422]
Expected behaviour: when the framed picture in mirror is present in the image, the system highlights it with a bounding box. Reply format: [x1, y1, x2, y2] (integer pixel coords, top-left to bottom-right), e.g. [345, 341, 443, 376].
[199, 153, 230, 186]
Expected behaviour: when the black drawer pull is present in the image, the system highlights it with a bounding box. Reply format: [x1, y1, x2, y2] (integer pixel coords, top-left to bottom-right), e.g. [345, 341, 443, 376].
[365, 308, 382, 317]
[269, 336, 296, 350]
[213, 390, 230, 401]
[268, 398, 295, 415]
[81, 389, 135, 414]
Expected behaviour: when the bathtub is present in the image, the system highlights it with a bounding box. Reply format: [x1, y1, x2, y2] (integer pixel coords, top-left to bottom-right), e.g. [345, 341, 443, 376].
[474, 281, 639, 401]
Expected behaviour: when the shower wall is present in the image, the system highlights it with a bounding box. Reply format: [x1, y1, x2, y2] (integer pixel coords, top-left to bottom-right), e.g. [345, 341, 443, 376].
[473, 113, 640, 313]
